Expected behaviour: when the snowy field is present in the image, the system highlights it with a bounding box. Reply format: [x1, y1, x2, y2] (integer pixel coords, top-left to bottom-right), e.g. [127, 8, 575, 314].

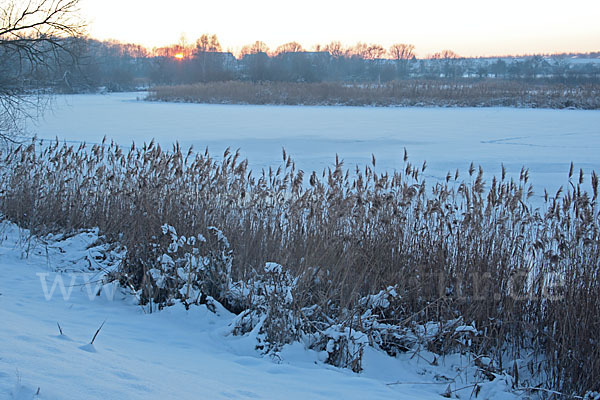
[27, 92, 600, 202]
[0, 223, 518, 399]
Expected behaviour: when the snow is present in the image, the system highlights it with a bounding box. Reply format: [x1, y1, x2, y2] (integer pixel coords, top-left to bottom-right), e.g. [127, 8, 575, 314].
[264, 262, 283, 274]
[0, 223, 521, 399]
[26, 92, 600, 202]
[455, 325, 478, 334]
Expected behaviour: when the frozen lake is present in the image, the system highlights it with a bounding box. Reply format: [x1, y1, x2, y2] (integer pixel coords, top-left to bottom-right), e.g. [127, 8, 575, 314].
[27, 92, 600, 201]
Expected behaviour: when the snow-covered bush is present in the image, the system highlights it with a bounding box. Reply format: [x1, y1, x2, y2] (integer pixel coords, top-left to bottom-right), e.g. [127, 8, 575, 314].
[120, 224, 236, 311]
[309, 324, 368, 373]
[231, 262, 302, 353]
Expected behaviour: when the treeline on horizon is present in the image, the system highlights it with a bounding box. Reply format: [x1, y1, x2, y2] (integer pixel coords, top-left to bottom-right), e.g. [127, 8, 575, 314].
[2, 33, 599, 94]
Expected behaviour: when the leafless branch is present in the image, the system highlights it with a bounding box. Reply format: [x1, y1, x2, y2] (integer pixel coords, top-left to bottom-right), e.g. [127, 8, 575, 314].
[0, 0, 85, 141]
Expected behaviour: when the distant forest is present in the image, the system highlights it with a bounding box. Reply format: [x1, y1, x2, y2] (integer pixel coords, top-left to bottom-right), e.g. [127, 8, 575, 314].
[3, 34, 600, 93]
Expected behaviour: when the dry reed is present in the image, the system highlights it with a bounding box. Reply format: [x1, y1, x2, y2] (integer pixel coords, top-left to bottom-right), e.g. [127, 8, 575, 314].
[147, 80, 600, 109]
[0, 139, 598, 394]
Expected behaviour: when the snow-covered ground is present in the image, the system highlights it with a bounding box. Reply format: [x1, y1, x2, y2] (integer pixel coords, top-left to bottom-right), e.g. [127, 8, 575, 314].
[0, 223, 520, 399]
[26, 92, 600, 201]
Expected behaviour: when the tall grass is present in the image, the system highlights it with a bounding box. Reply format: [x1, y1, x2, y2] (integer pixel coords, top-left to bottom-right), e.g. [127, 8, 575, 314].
[1, 139, 598, 393]
[147, 80, 600, 109]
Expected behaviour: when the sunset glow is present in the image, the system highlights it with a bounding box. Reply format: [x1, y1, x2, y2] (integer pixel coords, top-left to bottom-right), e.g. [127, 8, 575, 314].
[174, 53, 184, 60]
[80, 0, 600, 57]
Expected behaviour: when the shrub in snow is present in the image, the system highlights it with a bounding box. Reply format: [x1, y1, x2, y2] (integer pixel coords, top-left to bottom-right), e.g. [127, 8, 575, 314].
[230, 263, 371, 372]
[353, 285, 413, 356]
[231, 262, 302, 353]
[119, 224, 237, 311]
[309, 325, 368, 373]
[231, 278, 405, 372]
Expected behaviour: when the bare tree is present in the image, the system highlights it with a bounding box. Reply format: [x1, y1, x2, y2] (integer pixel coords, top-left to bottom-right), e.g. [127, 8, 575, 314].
[324, 41, 344, 59]
[430, 49, 460, 59]
[348, 42, 385, 60]
[0, 0, 84, 142]
[389, 43, 415, 78]
[365, 44, 385, 60]
[429, 50, 462, 79]
[389, 43, 415, 61]
[193, 34, 225, 82]
[348, 42, 368, 59]
[239, 40, 269, 57]
[195, 34, 221, 53]
[274, 41, 303, 56]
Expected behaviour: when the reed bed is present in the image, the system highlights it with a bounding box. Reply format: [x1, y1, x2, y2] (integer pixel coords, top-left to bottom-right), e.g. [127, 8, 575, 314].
[1, 139, 598, 394]
[147, 80, 600, 109]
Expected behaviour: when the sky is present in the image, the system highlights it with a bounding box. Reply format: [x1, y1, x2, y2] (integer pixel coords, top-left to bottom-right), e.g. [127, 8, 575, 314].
[80, 0, 600, 57]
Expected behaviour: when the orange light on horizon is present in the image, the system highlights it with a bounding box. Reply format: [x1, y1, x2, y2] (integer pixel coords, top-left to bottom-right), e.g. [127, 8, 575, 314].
[174, 53, 184, 60]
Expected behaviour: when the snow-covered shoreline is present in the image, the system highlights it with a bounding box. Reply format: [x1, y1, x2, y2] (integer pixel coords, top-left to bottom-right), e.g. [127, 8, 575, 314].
[0, 222, 520, 399]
